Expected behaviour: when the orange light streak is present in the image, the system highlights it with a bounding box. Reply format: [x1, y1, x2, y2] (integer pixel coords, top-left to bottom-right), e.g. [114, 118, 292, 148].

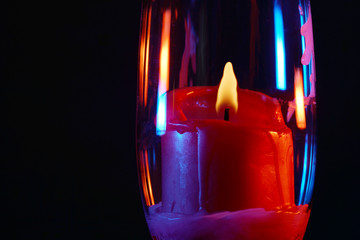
[139, 6, 152, 107]
[139, 26, 145, 105]
[140, 149, 155, 206]
[139, 150, 150, 206]
[144, 150, 155, 206]
[144, 8, 151, 107]
[294, 68, 306, 129]
[159, 9, 171, 95]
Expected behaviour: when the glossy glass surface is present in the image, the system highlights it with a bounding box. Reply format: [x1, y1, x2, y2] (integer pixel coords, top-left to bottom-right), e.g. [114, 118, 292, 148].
[137, 0, 316, 239]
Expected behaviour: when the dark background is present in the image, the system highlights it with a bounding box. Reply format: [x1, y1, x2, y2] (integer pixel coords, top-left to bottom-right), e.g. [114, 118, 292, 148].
[1, 0, 358, 239]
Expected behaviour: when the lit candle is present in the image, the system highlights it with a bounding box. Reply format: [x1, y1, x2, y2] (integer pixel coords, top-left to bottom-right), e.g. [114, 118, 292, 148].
[148, 62, 310, 239]
[161, 62, 294, 214]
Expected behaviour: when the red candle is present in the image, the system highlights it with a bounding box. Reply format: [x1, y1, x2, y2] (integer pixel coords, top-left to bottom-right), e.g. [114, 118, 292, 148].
[161, 62, 295, 214]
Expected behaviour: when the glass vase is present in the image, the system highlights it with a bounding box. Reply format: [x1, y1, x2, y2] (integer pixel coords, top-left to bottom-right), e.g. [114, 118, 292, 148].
[137, 0, 316, 239]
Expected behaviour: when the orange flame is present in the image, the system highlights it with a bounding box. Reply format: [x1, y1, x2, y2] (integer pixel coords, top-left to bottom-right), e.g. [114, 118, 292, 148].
[294, 68, 306, 129]
[216, 62, 239, 115]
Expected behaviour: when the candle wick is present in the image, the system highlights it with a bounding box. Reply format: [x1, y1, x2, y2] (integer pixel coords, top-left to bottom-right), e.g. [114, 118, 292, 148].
[224, 108, 230, 121]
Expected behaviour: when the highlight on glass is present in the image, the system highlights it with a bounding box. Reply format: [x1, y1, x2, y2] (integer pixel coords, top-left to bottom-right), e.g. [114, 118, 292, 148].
[136, 0, 316, 239]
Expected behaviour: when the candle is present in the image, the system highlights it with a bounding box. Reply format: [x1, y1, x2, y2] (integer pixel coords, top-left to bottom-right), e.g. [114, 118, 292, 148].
[161, 62, 294, 214]
[148, 62, 309, 239]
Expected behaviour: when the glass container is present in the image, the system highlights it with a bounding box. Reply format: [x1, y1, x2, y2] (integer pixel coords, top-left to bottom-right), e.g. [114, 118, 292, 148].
[137, 0, 316, 239]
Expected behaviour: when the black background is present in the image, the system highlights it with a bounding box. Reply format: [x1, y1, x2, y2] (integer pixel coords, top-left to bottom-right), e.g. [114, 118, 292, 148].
[1, 0, 359, 239]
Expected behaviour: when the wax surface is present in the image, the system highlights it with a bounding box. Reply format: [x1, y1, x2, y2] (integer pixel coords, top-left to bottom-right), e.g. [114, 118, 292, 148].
[165, 86, 285, 128]
[161, 87, 294, 213]
[147, 203, 310, 240]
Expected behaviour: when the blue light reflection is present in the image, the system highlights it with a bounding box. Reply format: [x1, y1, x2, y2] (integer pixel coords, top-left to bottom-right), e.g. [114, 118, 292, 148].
[156, 93, 167, 136]
[274, 0, 286, 90]
[298, 133, 308, 205]
[298, 132, 316, 205]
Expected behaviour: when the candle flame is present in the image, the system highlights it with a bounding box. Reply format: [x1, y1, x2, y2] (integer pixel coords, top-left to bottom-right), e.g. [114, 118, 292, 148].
[294, 68, 306, 129]
[216, 62, 238, 115]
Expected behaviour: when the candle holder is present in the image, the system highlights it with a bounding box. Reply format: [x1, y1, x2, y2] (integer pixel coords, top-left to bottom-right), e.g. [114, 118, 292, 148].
[137, 0, 316, 239]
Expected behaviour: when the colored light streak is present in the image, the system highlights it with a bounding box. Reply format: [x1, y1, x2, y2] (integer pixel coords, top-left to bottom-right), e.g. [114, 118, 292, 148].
[305, 135, 316, 204]
[140, 149, 155, 206]
[156, 9, 171, 136]
[298, 133, 316, 205]
[294, 68, 306, 129]
[274, 0, 286, 90]
[298, 134, 308, 205]
[156, 96, 167, 135]
[139, 5, 152, 107]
